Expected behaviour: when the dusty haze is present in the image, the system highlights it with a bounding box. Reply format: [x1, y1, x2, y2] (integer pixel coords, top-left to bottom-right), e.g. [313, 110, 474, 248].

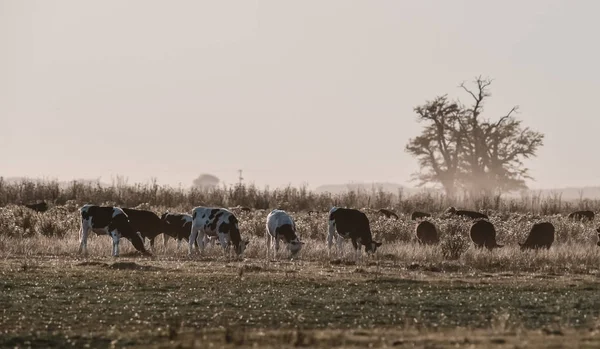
[2, 1, 599, 189]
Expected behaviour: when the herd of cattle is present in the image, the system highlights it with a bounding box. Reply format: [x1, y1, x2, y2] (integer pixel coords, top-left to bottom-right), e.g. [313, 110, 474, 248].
[18, 201, 600, 259]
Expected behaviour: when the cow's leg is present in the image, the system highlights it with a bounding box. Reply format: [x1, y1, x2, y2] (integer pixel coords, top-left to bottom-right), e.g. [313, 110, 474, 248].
[163, 234, 169, 248]
[274, 234, 280, 260]
[189, 224, 199, 255]
[197, 229, 209, 255]
[177, 238, 182, 250]
[78, 223, 89, 255]
[327, 220, 336, 258]
[336, 235, 344, 259]
[217, 232, 228, 257]
[110, 230, 120, 257]
[149, 237, 156, 252]
[353, 242, 361, 263]
[265, 226, 272, 261]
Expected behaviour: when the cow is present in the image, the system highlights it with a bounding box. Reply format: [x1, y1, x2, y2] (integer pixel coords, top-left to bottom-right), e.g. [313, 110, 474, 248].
[189, 207, 249, 257]
[23, 201, 48, 213]
[78, 204, 149, 257]
[411, 211, 432, 220]
[121, 208, 163, 251]
[327, 207, 382, 261]
[445, 206, 489, 220]
[378, 208, 399, 220]
[469, 220, 503, 249]
[519, 222, 555, 250]
[266, 209, 304, 259]
[415, 221, 439, 245]
[568, 210, 595, 221]
[160, 212, 219, 249]
[596, 226, 600, 247]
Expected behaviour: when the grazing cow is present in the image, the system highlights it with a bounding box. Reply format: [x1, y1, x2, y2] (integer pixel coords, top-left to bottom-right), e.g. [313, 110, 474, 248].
[78, 204, 149, 257]
[23, 201, 48, 213]
[189, 207, 249, 257]
[446, 206, 489, 220]
[411, 211, 432, 220]
[266, 209, 304, 259]
[415, 221, 439, 245]
[519, 222, 555, 250]
[121, 208, 163, 250]
[568, 210, 595, 221]
[469, 220, 503, 249]
[160, 212, 217, 249]
[378, 208, 399, 220]
[327, 207, 382, 261]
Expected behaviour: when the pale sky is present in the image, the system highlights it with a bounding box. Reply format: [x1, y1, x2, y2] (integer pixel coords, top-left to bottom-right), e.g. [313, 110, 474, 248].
[2, 0, 599, 189]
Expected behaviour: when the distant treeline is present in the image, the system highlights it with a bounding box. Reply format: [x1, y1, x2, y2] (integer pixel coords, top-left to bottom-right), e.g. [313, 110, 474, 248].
[1, 177, 599, 215]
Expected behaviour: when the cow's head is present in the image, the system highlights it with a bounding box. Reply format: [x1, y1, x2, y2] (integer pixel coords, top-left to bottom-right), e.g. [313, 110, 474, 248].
[365, 241, 382, 253]
[235, 239, 250, 256]
[288, 239, 305, 256]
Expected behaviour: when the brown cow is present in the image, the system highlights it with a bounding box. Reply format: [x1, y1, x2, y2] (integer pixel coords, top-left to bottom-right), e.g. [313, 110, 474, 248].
[568, 210, 595, 221]
[411, 211, 432, 220]
[445, 206, 489, 220]
[23, 201, 48, 213]
[415, 221, 439, 245]
[469, 220, 502, 249]
[378, 208, 399, 220]
[519, 222, 555, 250]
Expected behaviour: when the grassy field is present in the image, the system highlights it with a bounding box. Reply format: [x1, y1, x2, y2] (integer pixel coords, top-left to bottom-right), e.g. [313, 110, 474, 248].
[3, 252, 600, 348]
[2, 179, 600, 348]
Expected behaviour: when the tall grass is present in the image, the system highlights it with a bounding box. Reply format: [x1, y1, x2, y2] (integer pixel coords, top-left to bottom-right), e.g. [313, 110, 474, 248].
[1, 202, 599, 273]
[2, 177, 600, 214]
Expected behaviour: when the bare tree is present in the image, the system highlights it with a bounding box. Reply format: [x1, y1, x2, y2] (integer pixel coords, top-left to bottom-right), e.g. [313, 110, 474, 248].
[405, 95, 464, 197]
[406, 76, 544, 197]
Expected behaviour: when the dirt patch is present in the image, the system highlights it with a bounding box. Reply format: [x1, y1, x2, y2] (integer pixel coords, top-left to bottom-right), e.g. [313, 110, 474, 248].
[76, 261, 108, 267]
[107, 262, 161, 271]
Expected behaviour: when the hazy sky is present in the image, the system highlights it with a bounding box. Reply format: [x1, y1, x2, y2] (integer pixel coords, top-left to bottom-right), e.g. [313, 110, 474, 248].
[2, 0, 599, 189]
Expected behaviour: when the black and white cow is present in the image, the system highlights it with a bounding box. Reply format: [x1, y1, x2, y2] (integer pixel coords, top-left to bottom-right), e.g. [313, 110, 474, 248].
[327, 207, 382, 261]
[78, 204, 149, 257]
[266, 209, 304, 259]
[189, 207, 249, 257]
[121, 208, 163, 250]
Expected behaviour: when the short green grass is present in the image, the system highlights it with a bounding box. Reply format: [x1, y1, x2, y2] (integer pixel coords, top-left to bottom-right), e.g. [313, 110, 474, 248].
[3, 255, 600, 348]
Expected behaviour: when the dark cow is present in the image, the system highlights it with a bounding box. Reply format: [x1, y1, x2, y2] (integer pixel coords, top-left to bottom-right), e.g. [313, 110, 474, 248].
[23, 201, 48, 213]
[378, 208, 399, 220]
[161, 212, 194, 248]
[568, 210, 595, 221]
[519, 222, 555, 250]
[411, 211, 432, 220]
[266, 209, 304, 259]
[78, 204, 149, 257]
[121, 208, 163, 250]
[446, 206, 489, 220]
[415, 221, 439, 245]
[327, 207, 382, 261]
[469, 220, 503, 249]
[160, 212, 215, 249]
[596, 227, 600, 247]
[189, 207, 249, 257]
